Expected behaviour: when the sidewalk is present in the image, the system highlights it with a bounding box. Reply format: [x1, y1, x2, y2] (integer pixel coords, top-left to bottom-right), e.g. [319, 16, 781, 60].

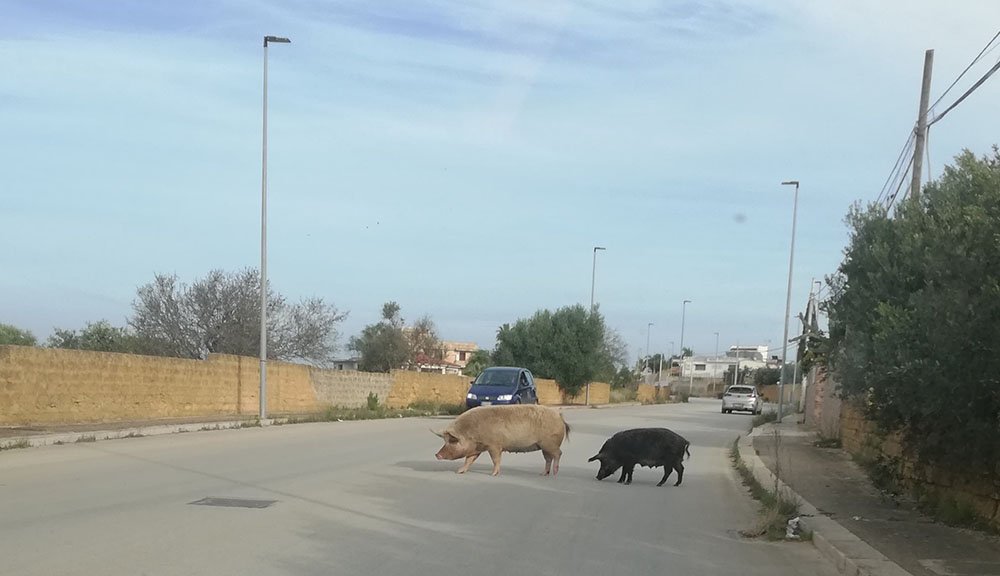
[751, 419, 1000, 576]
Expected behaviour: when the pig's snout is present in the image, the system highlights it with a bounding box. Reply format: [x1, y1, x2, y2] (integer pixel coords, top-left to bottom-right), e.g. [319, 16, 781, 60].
[435, 453, 444, 460]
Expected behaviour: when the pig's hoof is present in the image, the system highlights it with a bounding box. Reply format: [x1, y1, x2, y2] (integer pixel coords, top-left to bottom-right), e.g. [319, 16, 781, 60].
[456, 469, 467, 474]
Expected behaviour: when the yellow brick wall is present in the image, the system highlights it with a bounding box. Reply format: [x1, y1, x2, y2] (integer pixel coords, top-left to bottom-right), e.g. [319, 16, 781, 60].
[0, 346, 320, 425]
[385, 370, 471, 408]
[839, 400, 1000, 529]
[636, 384, 656, 404]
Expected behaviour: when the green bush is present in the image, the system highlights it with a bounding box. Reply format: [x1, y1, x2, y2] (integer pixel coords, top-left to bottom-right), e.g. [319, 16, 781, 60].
[825, 148, 1000, 473]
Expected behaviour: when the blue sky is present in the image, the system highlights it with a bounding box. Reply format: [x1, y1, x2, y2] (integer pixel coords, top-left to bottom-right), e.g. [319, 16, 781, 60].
[2, 1, 999, 361]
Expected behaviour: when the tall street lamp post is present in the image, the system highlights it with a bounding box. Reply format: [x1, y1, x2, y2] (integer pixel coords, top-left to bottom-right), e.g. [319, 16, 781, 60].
[260, 35, 291, 421]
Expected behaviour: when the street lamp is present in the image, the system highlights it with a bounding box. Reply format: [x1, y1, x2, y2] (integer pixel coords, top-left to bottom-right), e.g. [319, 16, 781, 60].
[646, 322, 654, 360]
[260, 34, 291, 422]
[714, 332, 720, 360]
[679, 300, 691, 357]
[777, 180, 800, 422]
[590, 246, 606, 313]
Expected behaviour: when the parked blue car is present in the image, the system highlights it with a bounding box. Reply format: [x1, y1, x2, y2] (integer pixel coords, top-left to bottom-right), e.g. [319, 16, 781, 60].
[466, 367, 539, 409]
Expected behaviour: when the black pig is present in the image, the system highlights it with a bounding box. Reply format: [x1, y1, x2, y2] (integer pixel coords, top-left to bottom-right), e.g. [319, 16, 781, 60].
[588, 428, 690, 486]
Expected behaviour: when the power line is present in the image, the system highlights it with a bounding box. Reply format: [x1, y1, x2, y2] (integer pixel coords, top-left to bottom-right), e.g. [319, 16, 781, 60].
[928, 29, 1000, 113]
[926, 125, 932, 183]
[877, 132, 916, 204]
[886, 153, 915, 211]
[929, 57, 1000, 127]
[886, 137, 915, 206]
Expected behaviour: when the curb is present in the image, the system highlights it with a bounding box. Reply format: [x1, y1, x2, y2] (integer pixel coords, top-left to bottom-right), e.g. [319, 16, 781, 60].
[739, 424, 913, 576]
[0, 419, 277, 450]
[0, 402, 655, 451]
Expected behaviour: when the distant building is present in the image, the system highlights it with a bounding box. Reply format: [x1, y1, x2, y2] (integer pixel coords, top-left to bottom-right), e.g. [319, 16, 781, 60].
[676, 345, 772, 380]
[440, 341, 478, 369]
[332, 357, 359, 371]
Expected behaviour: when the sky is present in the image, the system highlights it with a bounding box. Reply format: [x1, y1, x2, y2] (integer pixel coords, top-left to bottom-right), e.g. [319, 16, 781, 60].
[2, 1, 999, 362]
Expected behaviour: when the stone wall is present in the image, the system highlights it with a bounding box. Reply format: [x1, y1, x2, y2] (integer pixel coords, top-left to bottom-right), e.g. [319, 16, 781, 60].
[803, 368, 841, 436]
[0, 346, 319, 425]
[0, 345, 630, 426]
[385, 370, 470, 408]
[309, 368, 393, 409]
[839, 402, 1000, 529]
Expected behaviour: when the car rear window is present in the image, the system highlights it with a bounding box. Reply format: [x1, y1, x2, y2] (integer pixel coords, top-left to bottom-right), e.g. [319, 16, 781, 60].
[728, 387, 754, 395]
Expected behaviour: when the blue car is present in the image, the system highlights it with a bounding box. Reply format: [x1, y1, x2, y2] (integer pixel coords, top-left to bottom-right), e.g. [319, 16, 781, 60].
[466, 367, 539, 408]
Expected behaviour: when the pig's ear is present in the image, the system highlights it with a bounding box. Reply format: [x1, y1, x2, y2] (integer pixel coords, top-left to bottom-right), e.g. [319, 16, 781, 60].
[430, 428, 445, 438]
[587, 454, 601, 462]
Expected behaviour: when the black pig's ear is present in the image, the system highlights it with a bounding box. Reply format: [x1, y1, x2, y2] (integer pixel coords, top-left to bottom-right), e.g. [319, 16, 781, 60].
[587, 454, 602, 462]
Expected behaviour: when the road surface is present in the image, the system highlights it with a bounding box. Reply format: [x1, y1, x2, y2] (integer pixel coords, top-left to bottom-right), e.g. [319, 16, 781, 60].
[0, 399, 836, 576]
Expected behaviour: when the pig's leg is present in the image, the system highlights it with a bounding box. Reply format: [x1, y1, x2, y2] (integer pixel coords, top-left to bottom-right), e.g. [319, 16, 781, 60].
[552, 449, 561, 477]
[673, 461, 685, 486]
[623, 464, 635, 485]
[657, 465, 673, 487]
[457, 452, 481, 474]
[617, 467, 628, 483]
[488, 447, 503, 476]
[542, 451, 553, 476]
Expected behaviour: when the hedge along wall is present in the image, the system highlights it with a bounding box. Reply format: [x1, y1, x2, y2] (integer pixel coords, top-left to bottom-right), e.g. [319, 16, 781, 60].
[0, 345, 623, 426]
[840, 402, 1000, 530]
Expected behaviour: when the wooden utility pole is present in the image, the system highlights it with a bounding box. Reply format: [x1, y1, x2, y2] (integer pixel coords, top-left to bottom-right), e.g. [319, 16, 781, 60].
[910, 49, 934, 202]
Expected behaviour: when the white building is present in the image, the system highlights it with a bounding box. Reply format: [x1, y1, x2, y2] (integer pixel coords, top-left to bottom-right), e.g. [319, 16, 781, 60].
[675, 345, 773, 380]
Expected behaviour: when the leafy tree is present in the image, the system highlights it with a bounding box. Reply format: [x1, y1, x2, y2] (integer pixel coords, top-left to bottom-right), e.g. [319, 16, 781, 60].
[493, 305, 616, 396]
[407, 315, 443, 366]
[130, 269, 345, 363]
[0, 323, 37, 346]
[825, 148, 1000, 472]
[611, 365, 639, 388]
[463, 350, 492, 378]
[680, 346, 693, 358]
[752, 367, 781, 388]
[351, 302, 442, 372]
[47, 320, 138, 353]
[351, 301, 408, 372]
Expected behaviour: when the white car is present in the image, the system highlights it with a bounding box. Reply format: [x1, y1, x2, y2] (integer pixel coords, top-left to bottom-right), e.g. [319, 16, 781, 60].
[721, 385, 763, 414]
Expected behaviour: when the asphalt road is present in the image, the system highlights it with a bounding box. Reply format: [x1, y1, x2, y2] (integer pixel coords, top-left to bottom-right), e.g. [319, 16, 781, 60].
[0, 399, 837, 576]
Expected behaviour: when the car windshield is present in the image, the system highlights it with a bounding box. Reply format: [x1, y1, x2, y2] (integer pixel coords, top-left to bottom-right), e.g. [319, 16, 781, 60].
[728, 387, 754, 395]
[475, 369, 519, 387]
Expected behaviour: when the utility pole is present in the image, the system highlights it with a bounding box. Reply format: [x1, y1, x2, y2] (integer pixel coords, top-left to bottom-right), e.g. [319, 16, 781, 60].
[910, 49, 934, 202]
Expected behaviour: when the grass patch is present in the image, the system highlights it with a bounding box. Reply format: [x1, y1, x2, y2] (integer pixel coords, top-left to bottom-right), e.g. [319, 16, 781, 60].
[407, 400, 466, 416]
[610, 387, 638, 403]
[1, 438, 31, 451]
[120, 432, 145, 439]
[76, 435, 97, 443]
[731, 437, 801, 540]
[751, 411, 778, 428]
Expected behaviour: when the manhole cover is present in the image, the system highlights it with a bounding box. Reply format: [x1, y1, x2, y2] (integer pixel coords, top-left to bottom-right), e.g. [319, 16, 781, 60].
[189, 497, 277, 509]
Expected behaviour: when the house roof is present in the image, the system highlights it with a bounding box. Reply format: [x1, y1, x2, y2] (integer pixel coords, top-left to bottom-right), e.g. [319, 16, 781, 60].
[441, 341, 478, 352]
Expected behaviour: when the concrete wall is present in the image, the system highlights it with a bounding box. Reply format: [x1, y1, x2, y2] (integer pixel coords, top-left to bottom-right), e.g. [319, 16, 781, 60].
[0, 345, 628, 425]
[840, 402, 1000, 529]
